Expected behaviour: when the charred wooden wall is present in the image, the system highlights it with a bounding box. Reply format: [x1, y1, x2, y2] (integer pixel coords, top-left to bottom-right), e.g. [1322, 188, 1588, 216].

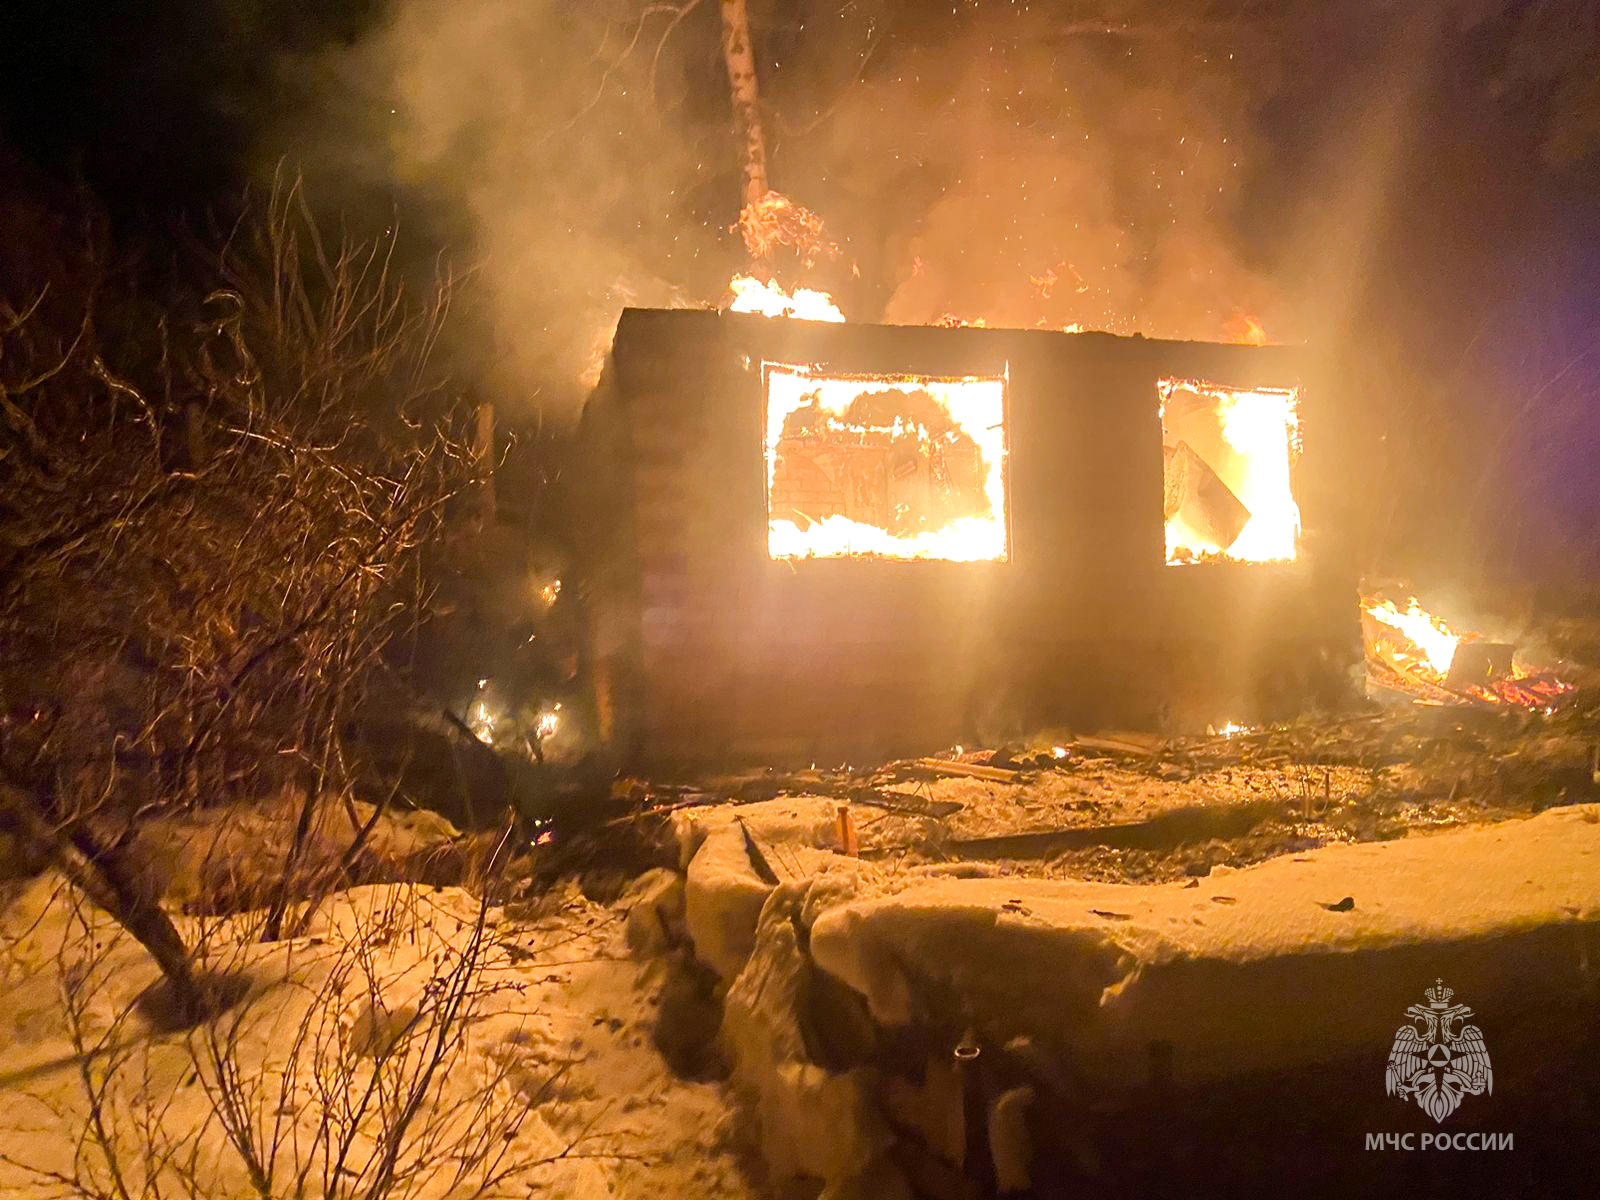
[576, 309, 1358, 769]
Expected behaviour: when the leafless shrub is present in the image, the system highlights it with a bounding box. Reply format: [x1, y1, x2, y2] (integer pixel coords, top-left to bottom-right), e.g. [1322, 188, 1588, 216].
[0, 884, 211, 1199]
[192, 844, 550, 1199]
[0, 174, 479, 1006]
[2, 842, 620, 1200]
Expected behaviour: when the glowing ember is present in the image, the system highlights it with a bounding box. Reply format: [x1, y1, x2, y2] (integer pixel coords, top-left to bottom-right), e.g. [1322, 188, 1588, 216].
[469, 700, 496, 746]
[1209, 720, 1253, 737]
[1160, 378, 1302, 565]
[536, 704, 561, 739]
[934, 313, 1090, 334]
[764, 363, 1009, 562]
[1360, 593, 1576, 709]
[728, 275, 846, 322]
[538, 578, 562, 606]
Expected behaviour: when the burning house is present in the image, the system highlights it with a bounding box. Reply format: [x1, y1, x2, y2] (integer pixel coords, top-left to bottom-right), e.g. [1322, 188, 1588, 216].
[577, 308, 1359, 767]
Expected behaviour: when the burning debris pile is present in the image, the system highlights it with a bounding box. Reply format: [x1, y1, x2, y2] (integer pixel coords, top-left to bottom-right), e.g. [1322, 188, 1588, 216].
[1361, 592, 1576, 710]
[616, 656, 1597, 894]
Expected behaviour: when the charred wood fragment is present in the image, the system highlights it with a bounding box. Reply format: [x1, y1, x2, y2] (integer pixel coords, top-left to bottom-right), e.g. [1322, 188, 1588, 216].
[1444, 642, 1514, 690]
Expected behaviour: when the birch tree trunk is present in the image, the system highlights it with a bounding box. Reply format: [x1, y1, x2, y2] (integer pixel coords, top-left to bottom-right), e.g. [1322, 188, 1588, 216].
[719, 0, 770, 211]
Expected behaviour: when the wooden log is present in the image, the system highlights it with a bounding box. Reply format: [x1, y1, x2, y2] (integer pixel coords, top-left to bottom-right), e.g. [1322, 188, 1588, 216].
[1073, 731, 1168, 757]
[928, 799, 1276, 860]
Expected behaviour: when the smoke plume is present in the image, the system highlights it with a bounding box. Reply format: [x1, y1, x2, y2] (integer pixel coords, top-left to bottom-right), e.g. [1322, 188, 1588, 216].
[275, 1, 1321, 412]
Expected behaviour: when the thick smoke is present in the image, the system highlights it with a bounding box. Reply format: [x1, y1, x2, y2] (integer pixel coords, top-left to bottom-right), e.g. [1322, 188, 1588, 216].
[373, 0, 732, 400]
[278, 0, 740, 411]
[777, 10, 1285, 338]
[281, 1, 1314, 412]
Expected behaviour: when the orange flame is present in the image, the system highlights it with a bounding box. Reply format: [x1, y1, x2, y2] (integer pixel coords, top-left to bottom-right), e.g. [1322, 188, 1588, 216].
[1364, 597, 1461, 675]
[1225, 314, 1270, 346]
[1360, 593, 1576, 709]
[737, 190, 838, 266]
[727, 275, 846, 323]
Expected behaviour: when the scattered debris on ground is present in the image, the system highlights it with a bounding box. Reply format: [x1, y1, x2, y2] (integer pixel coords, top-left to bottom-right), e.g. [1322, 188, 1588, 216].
[598, 692, 1598, 888]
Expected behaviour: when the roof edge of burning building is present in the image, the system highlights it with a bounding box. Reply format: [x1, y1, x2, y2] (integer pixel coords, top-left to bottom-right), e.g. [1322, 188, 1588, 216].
[611, 305, 1310, 374]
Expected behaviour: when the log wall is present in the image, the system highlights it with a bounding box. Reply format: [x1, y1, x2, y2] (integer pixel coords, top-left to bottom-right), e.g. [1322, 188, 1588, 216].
[575, 309, 1359, 769]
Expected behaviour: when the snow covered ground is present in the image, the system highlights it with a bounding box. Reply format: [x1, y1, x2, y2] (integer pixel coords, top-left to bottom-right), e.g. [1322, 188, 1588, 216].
[672, 795, 1600, 1195]
[6, 786, 1598, 1198]
[0, 874, 760, 1199]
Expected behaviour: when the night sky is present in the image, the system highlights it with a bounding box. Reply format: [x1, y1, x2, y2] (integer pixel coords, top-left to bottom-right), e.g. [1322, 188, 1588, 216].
[1, 1, 374, 214]
[3, 0, 1598, 585]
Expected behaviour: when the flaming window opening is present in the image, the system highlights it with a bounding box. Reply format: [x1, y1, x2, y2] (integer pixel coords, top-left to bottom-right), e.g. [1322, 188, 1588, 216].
[764, 362, 1010, 562]
[1159, 377, 1302, 565]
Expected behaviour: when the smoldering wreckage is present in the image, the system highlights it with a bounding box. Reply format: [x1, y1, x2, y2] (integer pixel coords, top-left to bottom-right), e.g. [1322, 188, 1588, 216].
[537, 285, 1599, 1196]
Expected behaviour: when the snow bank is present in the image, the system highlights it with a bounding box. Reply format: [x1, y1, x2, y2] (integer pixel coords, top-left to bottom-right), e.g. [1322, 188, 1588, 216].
[662, 802, 1600, 1191]
[131, 795, 468, 914]
[721, 879, 891, 1187]
[677, 797, 860, 980]
[810, 806, 1600, 1086]
[0, 876, 758, 1200]
[684, 821, 776, 979]
[622, 866, 686, 957]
